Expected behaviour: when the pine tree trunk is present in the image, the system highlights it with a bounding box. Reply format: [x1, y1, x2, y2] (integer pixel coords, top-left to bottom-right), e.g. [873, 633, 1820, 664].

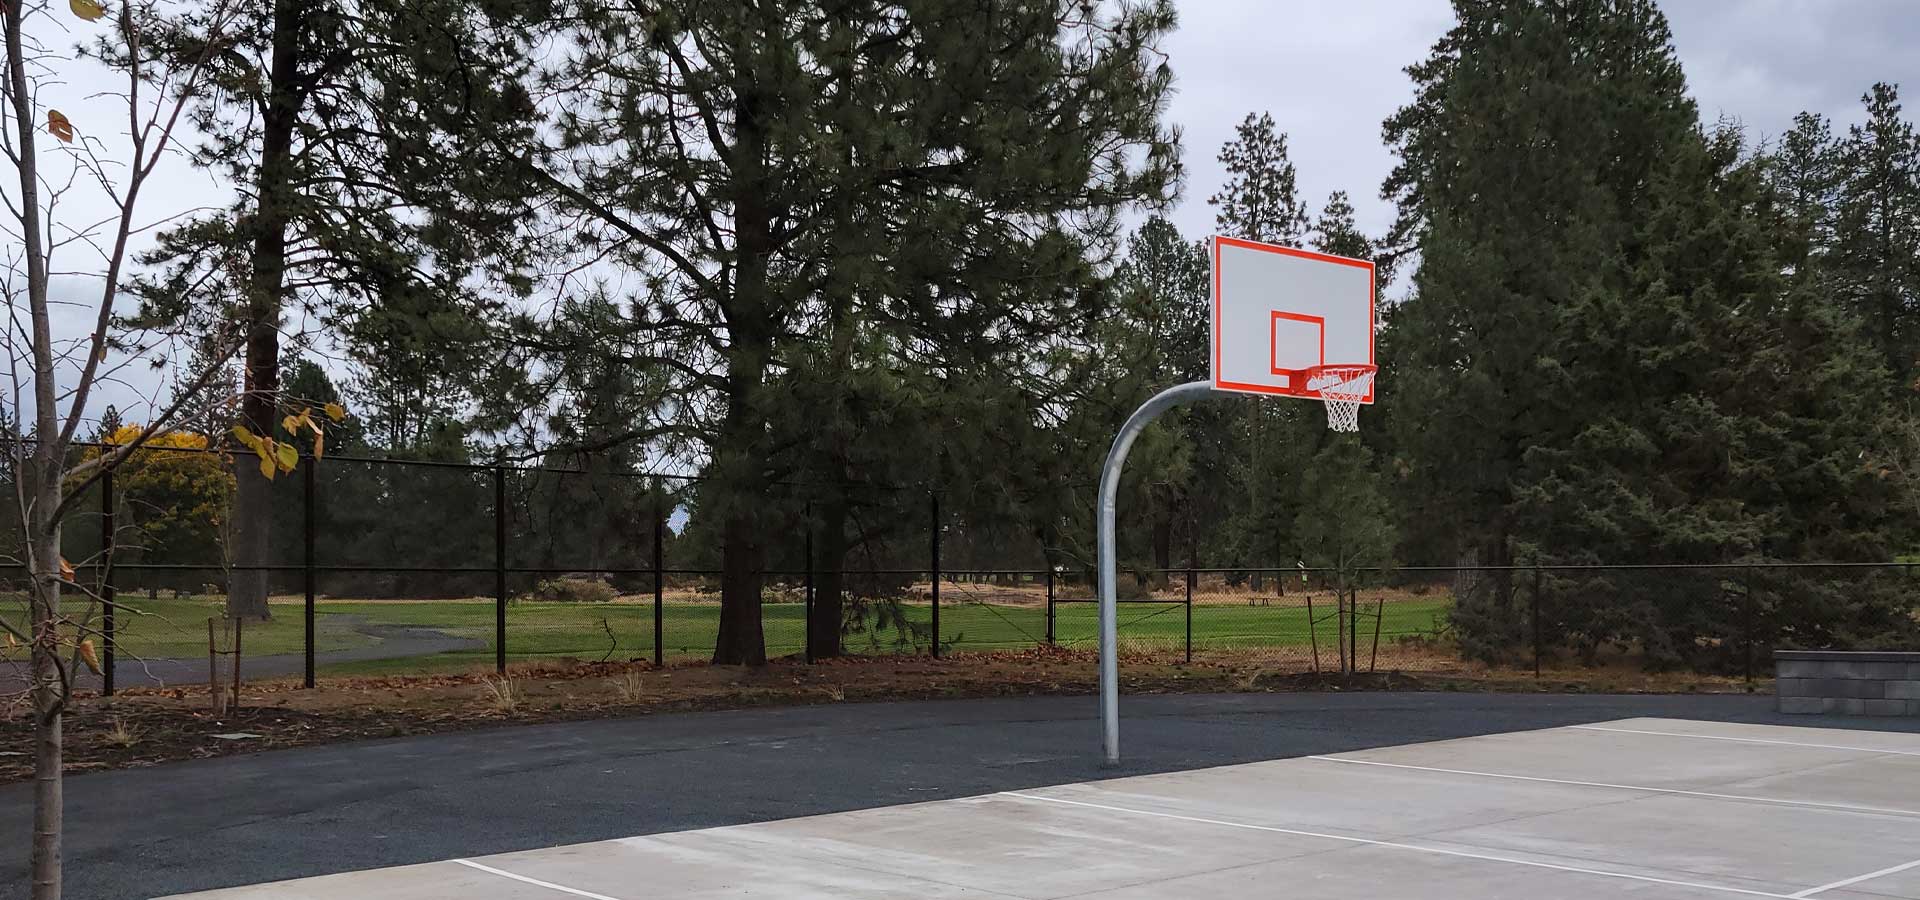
[1150, 483, 1173, 591]
[713, 506, 766, 665]
[808, 499, 849, 660]
[229, 0, 301, 621]
[709, 340, 769, 664]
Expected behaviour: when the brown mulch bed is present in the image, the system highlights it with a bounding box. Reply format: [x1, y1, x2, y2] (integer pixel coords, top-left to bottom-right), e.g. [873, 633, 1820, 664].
[0, 648, 1764, 782]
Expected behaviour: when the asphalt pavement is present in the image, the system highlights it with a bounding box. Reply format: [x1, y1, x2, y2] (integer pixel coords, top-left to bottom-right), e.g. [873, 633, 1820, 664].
[7, 690, 1918, 900]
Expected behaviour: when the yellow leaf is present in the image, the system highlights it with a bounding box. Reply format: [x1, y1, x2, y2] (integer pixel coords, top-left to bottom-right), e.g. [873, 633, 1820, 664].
[4, 632, 16, 649]
[274, 441, 298, 471]
[312, 430, 325, 460]
[69, 0, 108, 21]
[259, 453, 276, 480]
[232, 424, 263, 452]
[282, 414, 301, 434]
[47, 110, 74, 143]
[59, 557, 75, 582]
[78, 639, 101, 674]
[323, 402, 346, 422]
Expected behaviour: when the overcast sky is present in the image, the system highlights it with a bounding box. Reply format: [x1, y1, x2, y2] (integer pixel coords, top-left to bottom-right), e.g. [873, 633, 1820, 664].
[16, 0, 1917, 425]
[1157, 0, 1916, 250]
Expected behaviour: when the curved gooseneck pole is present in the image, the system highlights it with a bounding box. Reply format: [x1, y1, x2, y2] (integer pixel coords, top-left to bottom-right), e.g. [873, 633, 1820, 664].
[1097, 380, 1218, 765]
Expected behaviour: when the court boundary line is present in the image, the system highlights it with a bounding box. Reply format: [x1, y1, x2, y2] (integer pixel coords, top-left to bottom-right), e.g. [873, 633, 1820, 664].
[1304, 755, 1920, 818]
[1000, 791, 1795, 899]
[453, 859, 627, 900]
[1570, 725, 1920, 758]
[1790, 855, 1920, 898]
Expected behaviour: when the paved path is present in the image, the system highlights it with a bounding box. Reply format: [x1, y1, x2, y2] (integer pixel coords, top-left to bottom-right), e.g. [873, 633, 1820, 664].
[5, 691, 1918, 900]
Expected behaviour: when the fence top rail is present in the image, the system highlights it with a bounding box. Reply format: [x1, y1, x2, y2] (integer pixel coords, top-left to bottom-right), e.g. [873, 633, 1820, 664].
[24, 439, 947, 491]
[6, 562, 1912, 575]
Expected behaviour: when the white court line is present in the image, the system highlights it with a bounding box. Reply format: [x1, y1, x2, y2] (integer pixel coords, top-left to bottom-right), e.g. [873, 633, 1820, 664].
[1790, 856, 1920, 898]
[1305, 755, 1920, 818]
[1571, 725, 1920, 758]
[452, 859, 627, 900]
[1000, 791, 1794, 899]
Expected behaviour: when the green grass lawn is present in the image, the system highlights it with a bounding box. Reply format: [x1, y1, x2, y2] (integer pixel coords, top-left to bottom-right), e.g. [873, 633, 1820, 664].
[319, 596, 1450, 676]
[10, 592, 1450, 677]
[6, 596, 373, 660]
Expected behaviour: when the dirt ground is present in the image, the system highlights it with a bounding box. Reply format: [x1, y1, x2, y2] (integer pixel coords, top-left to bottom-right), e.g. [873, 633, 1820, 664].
[0, 648, 1764, 783]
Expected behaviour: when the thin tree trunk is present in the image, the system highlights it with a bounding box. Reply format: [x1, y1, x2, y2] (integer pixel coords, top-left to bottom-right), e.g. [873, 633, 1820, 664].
[1150, 483, 1173, 591]
[229, 0, 302, 621]
[28, 496, 64, 900]
[9, 0, 68, 889]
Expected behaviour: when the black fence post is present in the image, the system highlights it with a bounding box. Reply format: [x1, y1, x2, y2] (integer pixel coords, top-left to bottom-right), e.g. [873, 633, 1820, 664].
[653, 477, 664, 668]
[303, 460, 316, 689]
[1044, 567, 1055, 646]
[100, 468, 114, 697]
[1184, 564, 1194, 664]
[1531, 564, 1543, 679]
[804, 502, 814, 665]
[494, 466, 507, 675]
[1744, 565, 1755, 689]
[1306, 591, 1319, 674]
[929, 492, 940, 659]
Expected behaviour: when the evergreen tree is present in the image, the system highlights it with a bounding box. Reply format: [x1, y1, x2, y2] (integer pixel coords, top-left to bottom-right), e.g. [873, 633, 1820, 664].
[1292, 435, 1395, 672]
[1310, 192, 1372, 260]
[526, 1, 1181, 664]
[1209, 113, 1309, 245]
[123, 0, 539, 617]
[1209, 115, 1320, 587]
[1830, 84, 1920, 382]
[1385, 1, 1908, 666]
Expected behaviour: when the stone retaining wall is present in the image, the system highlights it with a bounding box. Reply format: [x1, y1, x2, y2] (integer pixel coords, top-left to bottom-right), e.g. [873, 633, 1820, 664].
[1775, 650, 1920, 716]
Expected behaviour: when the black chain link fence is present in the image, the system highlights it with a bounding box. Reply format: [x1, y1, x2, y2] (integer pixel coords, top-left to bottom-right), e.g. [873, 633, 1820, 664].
[4, 446, 1916, 691]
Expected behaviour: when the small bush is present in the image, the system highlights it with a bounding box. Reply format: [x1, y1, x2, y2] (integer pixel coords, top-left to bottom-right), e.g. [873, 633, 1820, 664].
[482, 674, 522, 713]
[610, 669, 646, 702]
[526, 577, 616, 604]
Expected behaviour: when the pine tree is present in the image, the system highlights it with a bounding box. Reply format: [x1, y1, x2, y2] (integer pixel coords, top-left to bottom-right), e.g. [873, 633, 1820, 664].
[1310, 192, 1372, 260]
[526, 1, 1181, 664]
[1209, 115, 1320, 587]
[1209, 113, 1309, 246]
[1385, 1, 1909, 666]
[1830, 84, 1920, 383]
[124, 0, 538, 618]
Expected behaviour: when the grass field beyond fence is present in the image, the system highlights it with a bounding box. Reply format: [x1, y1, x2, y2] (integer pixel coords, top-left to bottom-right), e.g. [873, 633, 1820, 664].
[13, 591, 1451, 678]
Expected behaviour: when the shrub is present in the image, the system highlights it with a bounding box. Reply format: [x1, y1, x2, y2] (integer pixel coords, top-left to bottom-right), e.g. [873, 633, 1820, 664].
[526, 577, 616, 603]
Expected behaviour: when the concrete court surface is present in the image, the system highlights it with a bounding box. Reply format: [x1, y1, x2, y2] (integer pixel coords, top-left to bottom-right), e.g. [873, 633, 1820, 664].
[167, 717, 1920, 900]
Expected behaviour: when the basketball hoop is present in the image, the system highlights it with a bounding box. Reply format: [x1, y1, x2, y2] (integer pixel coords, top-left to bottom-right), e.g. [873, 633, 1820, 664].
[1301, 364, 1376, 433]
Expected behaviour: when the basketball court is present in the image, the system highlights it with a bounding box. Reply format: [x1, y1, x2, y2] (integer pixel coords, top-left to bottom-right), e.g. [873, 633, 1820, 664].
[165, 717, 1920, 899]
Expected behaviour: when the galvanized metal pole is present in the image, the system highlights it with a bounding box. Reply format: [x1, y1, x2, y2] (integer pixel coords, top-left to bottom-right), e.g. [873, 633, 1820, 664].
[1098, 381, 1215, 765]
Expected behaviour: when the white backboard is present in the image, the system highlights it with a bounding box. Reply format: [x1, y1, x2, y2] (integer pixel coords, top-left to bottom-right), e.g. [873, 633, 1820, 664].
[1210, 235, 1375, 401]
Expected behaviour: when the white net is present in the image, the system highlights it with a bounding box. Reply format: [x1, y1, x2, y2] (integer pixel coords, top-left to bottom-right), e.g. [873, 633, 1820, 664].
[1304, 365, 1376, 433]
